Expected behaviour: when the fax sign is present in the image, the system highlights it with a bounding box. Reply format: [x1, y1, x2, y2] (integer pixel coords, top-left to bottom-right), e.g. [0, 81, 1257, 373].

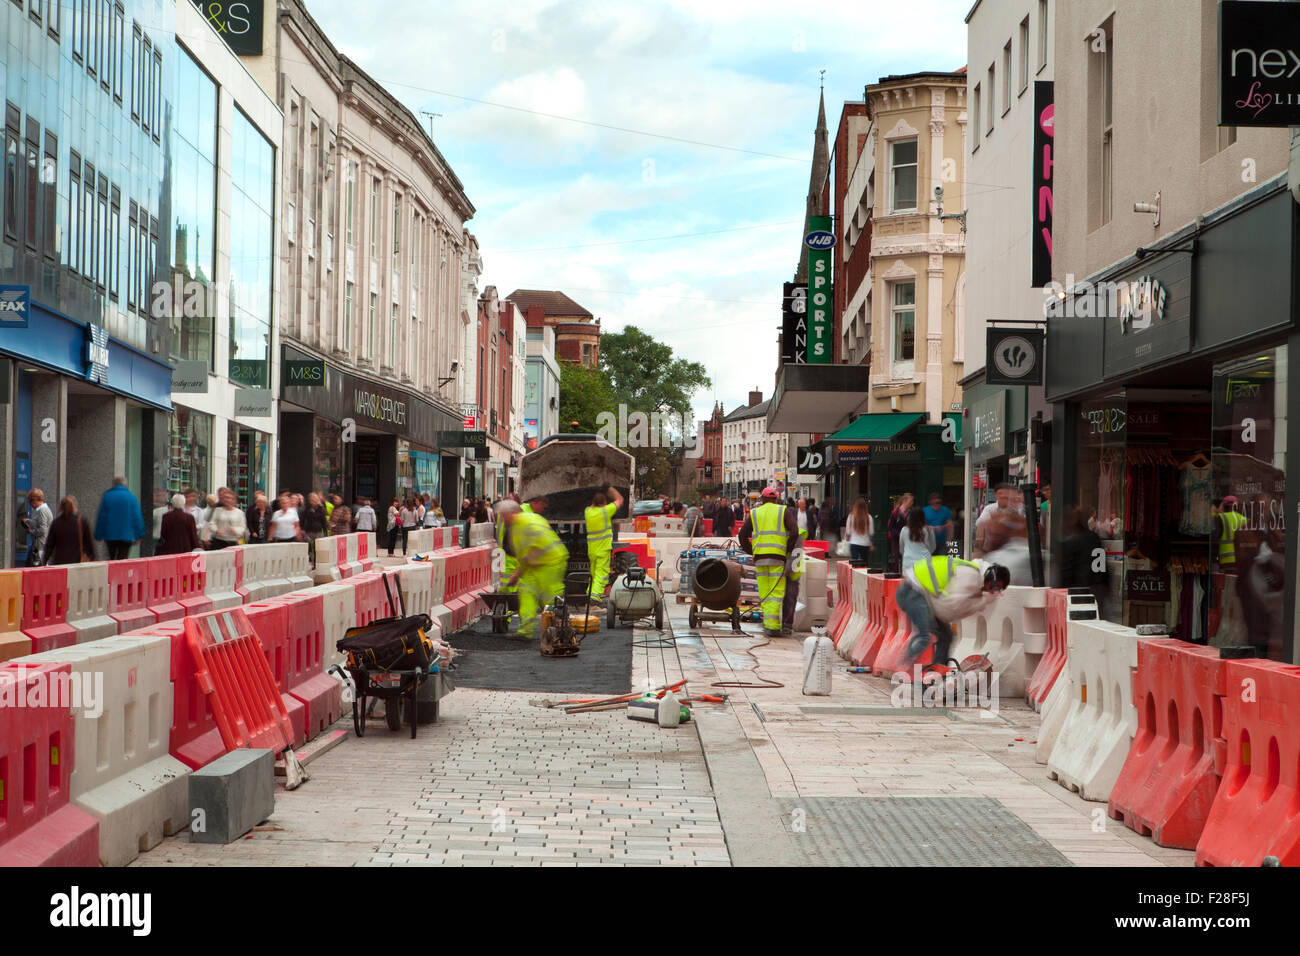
[85, 325, 110, 385]
[0, 285, 30, 327]
[804, 230, 835, 250]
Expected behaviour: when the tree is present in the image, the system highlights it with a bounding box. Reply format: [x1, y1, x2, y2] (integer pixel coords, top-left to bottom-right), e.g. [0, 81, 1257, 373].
[558, 360, 618, 434]
[599, 326, 711, 430]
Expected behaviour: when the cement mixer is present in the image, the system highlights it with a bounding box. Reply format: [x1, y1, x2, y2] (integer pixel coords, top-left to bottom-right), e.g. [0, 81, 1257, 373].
[687, 557, 743, 632]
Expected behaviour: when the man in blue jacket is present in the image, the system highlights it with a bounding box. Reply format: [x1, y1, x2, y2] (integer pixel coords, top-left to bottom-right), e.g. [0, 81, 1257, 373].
[95, 476, 146, 560]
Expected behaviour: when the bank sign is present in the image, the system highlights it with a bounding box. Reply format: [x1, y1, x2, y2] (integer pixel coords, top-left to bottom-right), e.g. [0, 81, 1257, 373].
[1219, 1, 1300, 126]
[804, 216, 833, 364]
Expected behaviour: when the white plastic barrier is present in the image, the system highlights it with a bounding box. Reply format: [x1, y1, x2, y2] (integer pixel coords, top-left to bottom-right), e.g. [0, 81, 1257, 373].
[392, 563, 435, 620]
[469, 522, 495, 546]
[202, 548, 242, 610]
[949, 585, 1049, 698]
[1045, 619, 1145, 802]
[23, 633, 189, 866]
[793, 557, 830, 631]
[258, 543, 296, 598]
[1036, 662, 1074, 765]
[65, 561, 117, 644]
[312, 536, 341, 585]
[422, 553, 453, 636]
[237, 546, 272, 603]
[317, 581, 358, 672]
[837, 569, 871, 659]
[284, 540, 314, 590]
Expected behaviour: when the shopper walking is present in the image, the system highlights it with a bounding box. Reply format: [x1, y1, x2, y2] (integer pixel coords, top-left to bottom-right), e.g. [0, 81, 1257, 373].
[901, 507, 937, 576]
[392, 497, 419, 556]
[713, 496, 735, 537]
[845, 497, 874, 565]
[158, 494, 201, 555]
[23, 489, 54, 566]
[887, 493, 914, 573]
[43, 496, 95, 565]
[95, 477, 146, 560]
[924, 492, 955, 556]
[270, 493, 302, 543]
[245, 492, 271, 544]
[329, 501, 353, 536]
[203, 488, 248, 549]
[354, 498, 377, 535]
[183, 490, 205, 536]
[300, 492, 329, 556]
[818, 499, 838, 551]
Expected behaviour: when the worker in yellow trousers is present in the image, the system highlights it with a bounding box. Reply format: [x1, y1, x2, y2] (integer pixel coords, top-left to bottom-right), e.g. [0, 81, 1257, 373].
[584, 485, 625, 603]
[497, 500, 568, 639]
[781, 526, 809, 637]
[495, 512, 518, 594]
[738, 486, 800, 638]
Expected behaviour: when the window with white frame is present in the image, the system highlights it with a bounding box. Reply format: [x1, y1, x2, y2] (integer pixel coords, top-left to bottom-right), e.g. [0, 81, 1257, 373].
[972, 84, 981, 143]
[890, 140, 917, 212]
[1020, 17, 1030, 92]
[345, 160, 355, 246]
[891, 281, 915, 369]
[986, 64, 995, 131]
[1038, 0, 1048, 70]
[1002, 41, 1012, 112]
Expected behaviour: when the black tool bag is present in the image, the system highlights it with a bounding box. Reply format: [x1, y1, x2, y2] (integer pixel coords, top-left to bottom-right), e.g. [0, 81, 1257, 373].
[337, 614, 436, 672]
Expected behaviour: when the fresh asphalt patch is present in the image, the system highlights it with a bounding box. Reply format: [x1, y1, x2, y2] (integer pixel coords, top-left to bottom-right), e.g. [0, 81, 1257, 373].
[443, 615, 635, 695]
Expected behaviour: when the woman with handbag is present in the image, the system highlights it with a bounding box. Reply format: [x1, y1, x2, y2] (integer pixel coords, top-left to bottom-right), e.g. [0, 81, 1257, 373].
[43, 496, 96, 564]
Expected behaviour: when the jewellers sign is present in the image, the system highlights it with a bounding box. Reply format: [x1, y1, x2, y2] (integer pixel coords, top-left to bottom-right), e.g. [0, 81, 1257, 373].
[1219, 2, 1300, 127]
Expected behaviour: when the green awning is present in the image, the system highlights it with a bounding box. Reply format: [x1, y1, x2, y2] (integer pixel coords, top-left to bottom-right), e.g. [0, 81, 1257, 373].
[822, 412, 924, 444]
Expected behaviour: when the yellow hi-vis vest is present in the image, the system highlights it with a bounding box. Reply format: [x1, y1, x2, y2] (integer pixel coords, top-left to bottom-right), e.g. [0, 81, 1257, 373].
[751, 502, 789, 561]
[496, 516, 517, 568]
[585, 503, 617, 553]
[913, 555, 982, 597]
[1218, 510, 1247, 566]
[515, 512, 568, 568]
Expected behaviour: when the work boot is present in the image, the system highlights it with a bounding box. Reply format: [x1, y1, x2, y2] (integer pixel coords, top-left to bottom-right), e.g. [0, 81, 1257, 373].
[763, 628, 782, 640]
[781, 627, 794, 637]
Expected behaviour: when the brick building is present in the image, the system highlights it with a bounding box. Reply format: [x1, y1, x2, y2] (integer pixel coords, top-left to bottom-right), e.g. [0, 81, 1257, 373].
[506, 289, 602, 367]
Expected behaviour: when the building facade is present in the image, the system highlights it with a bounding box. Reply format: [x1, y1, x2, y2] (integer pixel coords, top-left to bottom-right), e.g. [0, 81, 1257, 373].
[524, 325, 560, 450]
[1, 0, 180, 564]
[507, 289, 601, 367]
[239, 0, 473, 513]
[165, 0, 283, 514]
[961, 0, 1055, 552]
[1046, 0, 1296, 660]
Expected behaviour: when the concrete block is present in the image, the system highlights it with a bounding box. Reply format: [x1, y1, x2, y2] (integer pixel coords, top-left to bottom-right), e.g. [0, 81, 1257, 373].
[188, 749, 276, 844]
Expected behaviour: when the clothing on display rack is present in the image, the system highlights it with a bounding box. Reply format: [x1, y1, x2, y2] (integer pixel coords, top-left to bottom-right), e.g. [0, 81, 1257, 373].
[1178, 455, 1214, 536]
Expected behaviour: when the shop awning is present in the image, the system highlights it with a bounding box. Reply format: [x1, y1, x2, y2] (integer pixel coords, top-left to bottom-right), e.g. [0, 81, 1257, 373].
[766, 363, 872, 433]
[822, 412, 924, 444]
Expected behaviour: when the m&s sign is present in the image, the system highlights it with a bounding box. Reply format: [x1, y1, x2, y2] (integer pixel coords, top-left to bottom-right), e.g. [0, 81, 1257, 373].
[192, 1, 264, 56]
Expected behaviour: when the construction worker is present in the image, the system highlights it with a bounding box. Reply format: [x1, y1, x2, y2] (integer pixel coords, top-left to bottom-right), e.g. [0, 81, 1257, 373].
[585, 485, 625, 602]
[495, 506, 519, 595]
[899, 554, 1009, 666]
[780, 524, 809, 638]
[738, 486, 800, 638]
[1214, 495, 1248, 570]
[496, 500, 568, 639]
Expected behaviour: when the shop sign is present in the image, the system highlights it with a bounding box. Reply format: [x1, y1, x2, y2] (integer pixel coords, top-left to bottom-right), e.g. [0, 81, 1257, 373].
[438, 430, 487, 448]
[85, 324, 110, 385]
[1126, 569, 1171, 602]
[283, 359, 325, 387]
[355, 387, 407, 427]
[1031, 82, 1054, 287]
[171, 359, 209, 393]
[781, 282, 808, 364]
[838, 444, 871, 465]
[1219, 2, 1300, 127]
[463, 415, 477, 429]
[1080, 404, 1126, 444]
[0, 285, 31, 328]
[1118, 277, 1168, 333]
[797, 445, 828, 473]
[191, 0, 265, 56]
[804, 215, 833, 364]
[986, 328, 1045, 387]
[967, 391, 1007, 462]
[234, 388, 272, 417]
[230, 359, 267, 388]
[1103, 254, 1192, 379]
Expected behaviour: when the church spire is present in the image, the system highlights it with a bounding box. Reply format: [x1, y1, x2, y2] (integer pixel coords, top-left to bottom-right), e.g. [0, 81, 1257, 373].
[796, 82, 832, 284]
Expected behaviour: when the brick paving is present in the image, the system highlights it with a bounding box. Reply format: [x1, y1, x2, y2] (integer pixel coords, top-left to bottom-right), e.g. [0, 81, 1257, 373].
[135, 566, 1194, 867]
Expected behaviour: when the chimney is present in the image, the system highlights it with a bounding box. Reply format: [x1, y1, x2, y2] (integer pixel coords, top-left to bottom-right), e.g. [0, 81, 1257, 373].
[748, 389, 763, 407]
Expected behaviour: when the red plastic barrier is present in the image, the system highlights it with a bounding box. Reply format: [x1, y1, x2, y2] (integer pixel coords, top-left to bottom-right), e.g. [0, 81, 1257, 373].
[613, 543, 652, 572]
[357, 534, 371, 563]
[352, 572, 391, 627]
[1108, 640, 1226, 849]
[278, 592, 340, 740]
[828, 562, 853, 645]
[160, 619, 224, 771]
[448, 525, 460, 547]
[1196, 659, 1300, 867]
[335, 536, 351, 578]
[242, 601, 305, 748]
[0, 661, 100, 866]
[803, 540, 829, 560]
[107, 560, 153, 633]
[143, 554, 184, 623]
[233, 547, 250, 602]
[850, 574, 889, 666]
[19, 567, 76, 653]
[176, 552, 213, 616]
[183, 608, 296, 755]
[872, 577, 929, 676]
[1026, 589, 1070, 708]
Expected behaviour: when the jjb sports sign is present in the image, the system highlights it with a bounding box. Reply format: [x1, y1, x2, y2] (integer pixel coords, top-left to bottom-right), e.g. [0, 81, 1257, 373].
[804, 217, 833, 365]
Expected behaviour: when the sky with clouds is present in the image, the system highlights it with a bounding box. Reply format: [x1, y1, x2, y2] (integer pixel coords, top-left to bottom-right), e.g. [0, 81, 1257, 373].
[306, 0, 969, 425]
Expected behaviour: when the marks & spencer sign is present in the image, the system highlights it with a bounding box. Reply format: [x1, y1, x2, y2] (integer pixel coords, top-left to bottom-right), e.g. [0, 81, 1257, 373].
[1219, 1, 1300, 127]
[192, 1, 264, 57]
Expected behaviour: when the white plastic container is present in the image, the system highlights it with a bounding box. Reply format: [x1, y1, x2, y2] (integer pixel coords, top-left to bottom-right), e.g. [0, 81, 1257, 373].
[802, 634, 834, 696]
